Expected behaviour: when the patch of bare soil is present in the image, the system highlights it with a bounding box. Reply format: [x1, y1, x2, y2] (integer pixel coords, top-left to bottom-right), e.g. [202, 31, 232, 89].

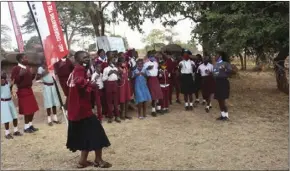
[1, 71, 288, 170]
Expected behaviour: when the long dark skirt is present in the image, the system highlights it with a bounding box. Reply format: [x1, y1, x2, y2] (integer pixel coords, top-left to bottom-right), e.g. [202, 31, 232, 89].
[66, 115, 111, 152]
[201, 75, 215, 99]
[180, 74, 195, 94]
[194, 73, 202, 92]
[214, 77, 230, 100]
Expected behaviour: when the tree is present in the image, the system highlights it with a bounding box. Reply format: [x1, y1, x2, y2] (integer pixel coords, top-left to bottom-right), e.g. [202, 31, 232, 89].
[165, 28, 178, 44]
[142, 29, 166, 50]
[21, 2, 94, 50]
[24, 36, 42, 51]
[1, 24, 12, 50]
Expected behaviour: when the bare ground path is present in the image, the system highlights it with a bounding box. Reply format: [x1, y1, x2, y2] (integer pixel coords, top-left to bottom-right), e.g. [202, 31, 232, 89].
[1, 71, 288, 170]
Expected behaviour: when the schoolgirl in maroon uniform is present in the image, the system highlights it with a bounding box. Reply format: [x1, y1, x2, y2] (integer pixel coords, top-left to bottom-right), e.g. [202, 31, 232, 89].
[144, 53, 163, 116]
[157, 58, 171, 113]
[11, 54, 39, 133]
[161, 52, 174, 105]
[96, 49, 108, 117]
[102, 58, 121, 123]
[53, 55, 74, 107]
[66, 51, 111, 168]
[117, 57, 133, 120]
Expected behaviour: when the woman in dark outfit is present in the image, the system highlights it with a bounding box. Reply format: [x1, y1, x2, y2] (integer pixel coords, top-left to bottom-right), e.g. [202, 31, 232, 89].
[66, 51, 112, 168]
[194, 54, 204, 105]
[213, 51, 232, 121]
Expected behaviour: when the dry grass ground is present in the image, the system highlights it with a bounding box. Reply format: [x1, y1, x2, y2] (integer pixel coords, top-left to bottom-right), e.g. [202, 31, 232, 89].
[1, 71, 289, 170]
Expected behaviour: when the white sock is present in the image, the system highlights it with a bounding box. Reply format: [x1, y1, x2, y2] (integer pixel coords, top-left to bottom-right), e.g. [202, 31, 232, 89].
[47, 116, 52, 123]
[190, 103, 193, 106]
[14, 127, 18, 133]
[209, 103, 212, 107]
[24, 124, 30, 130]
[185, 103, 188, 107]
[196, 99, 199, 102]
[157, 106, 161, 110]
[224, 112, 229, 118]
[53, 114, 58, 121]
[203, 100, 206, 103]
[29, 122, 32, 127]
[206, 106, 210, 109]
[221, 112, 226, 117]
[152, 108, 156, 112]
[5, 130, 10, 136]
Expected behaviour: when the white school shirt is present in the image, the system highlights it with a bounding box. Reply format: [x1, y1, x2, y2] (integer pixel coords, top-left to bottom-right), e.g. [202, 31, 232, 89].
[91, 72, 104, 89]
[197, 63, 214, 76]
[102, 65, 119, 81]
[179, 60, 195, 74]
[143, 60, 158, 76]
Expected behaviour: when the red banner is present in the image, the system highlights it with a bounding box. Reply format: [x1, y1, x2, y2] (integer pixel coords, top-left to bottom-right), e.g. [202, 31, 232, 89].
[8, 2, 25, 52]
[28, 1, 68, 71]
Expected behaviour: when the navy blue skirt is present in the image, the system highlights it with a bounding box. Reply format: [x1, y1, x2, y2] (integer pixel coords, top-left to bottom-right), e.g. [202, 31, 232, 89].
[180, 74, 195, 94]
[214, 77, 230, 100]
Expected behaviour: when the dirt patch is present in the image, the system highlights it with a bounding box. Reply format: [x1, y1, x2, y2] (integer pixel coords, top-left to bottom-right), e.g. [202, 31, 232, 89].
[1, 71, 288, 170]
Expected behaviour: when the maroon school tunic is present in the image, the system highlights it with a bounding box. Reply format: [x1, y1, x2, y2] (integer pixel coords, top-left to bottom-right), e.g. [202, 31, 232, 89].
[54, 58, 74, 97]
[158, 68, 170, 108]
[118, 67, 132, 103]
[11, 65, 39, 115]
[67, 65, 94, 121]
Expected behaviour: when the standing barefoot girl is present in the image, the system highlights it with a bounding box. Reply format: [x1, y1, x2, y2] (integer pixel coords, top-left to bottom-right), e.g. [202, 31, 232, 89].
[132, 59, 152, 119]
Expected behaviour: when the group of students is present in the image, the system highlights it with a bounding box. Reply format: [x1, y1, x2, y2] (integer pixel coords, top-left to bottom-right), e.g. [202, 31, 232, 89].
[1, 48, 232, 168]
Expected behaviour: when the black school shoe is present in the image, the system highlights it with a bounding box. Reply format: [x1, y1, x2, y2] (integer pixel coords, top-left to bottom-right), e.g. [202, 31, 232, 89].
[13, 131, 23, 136]
[205, 107, 210, 113]
[30, 126, 39, 132]
[216, 116, 229, 121]
[5, 134, 14, 139]
[185, 106, 189, 111]
[189, 106, 193, 110]
[24, 128, 34, 133]
[151, 112, 157, 117]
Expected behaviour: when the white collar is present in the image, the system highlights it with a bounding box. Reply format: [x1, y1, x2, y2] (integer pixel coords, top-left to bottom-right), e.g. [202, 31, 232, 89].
[61, 58, 66, 62]
[98, 57, 107, 63]
[18, 63, 27, 69]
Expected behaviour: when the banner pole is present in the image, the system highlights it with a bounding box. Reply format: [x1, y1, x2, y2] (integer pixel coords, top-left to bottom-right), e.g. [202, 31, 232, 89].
[27, 1, 68, 125]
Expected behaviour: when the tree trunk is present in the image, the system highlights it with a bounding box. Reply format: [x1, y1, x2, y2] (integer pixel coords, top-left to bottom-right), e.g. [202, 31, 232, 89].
[64, 26, 70, 50]
[68, 29, 76, 50]
[243, 48, 247, 70]
[238, 53, 244, 70]
[87, 2, 100, 37]
[273, 46, 289, 94]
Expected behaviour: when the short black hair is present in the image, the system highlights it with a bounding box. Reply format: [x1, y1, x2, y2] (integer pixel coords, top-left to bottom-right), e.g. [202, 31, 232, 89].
[97, 49, 105, 55]
[196, 54, 202, 59]
[16, 53, 25, 62]
[216, 50, 229, 62]
[74, 51, 87, 62]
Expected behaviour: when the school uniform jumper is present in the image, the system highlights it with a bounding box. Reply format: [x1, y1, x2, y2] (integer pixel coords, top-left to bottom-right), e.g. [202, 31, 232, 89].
[11, 64, 39, 115]
[66, 64, 110, 152]
[158, 68, 170, 110]
[132, 68, 152, 104]
[1, 83, 18, 124]
[119, 67, 132, 103]
[102, 65, 120, 118]
[171, 60, 181, 100]
[37, 66, 60, 109]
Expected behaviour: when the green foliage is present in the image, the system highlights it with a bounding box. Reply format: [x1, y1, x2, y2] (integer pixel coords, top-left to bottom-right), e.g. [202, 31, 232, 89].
[88, 43, 97, 52]
[142, 29, 166, 48]
[24, 36, 41, 51]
